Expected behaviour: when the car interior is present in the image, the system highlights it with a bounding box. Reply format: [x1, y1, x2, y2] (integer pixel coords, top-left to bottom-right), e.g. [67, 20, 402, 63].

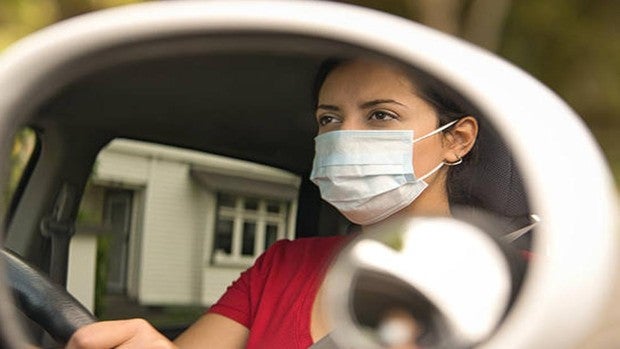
[0, 30, 534, 347]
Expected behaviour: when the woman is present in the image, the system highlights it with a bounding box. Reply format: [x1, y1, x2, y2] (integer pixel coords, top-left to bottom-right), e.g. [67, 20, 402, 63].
[66, 59, 479, 349]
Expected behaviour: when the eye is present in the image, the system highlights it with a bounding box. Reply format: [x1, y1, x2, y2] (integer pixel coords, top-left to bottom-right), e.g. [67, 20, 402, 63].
[317, 114, 341, 126]
[369, 110, 398, 121]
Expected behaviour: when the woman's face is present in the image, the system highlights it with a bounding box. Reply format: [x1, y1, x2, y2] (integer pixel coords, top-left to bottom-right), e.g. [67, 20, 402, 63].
[315, 60, 448, 183]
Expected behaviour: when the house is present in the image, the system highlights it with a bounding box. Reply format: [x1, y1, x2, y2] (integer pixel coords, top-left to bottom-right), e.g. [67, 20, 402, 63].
[67, 139, 300, 311]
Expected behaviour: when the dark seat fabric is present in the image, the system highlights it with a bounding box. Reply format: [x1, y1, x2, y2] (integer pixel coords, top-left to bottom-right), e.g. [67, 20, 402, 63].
[450, 117, 533, 248]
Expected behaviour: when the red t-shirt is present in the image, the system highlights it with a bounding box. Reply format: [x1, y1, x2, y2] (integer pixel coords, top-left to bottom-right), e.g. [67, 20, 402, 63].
[208, 236, 349, 348]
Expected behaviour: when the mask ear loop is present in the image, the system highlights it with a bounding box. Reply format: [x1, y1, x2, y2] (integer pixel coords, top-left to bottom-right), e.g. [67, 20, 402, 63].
[443, 154, 463, 166]
[418, 155, 462, 182]
[415, 119, 462, 182]
[413, 119, 459, 143]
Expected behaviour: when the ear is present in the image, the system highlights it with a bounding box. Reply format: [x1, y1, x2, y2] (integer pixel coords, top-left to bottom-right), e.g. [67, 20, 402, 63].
[442, 116, 478, 162]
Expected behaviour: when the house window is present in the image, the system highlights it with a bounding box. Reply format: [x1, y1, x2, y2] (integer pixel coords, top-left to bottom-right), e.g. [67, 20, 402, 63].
[212, 193, 289, 266]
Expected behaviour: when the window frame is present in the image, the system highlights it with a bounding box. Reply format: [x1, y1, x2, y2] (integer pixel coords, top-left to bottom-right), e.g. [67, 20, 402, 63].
[212, 193, 291, 267]
[4, 127, 40, 232]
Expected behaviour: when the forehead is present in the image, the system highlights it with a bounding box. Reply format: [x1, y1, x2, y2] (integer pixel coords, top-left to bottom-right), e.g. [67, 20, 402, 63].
[319, 60, 418, 100]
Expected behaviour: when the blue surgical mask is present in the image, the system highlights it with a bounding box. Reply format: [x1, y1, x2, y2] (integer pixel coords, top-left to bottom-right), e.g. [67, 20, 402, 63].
[310, 120, 458, 225]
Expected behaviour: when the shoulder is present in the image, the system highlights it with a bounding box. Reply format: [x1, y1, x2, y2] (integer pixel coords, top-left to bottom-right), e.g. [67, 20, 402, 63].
[268, 235, 350, 257]
[274, 235, 349, 249]
[257, 235, 351, 272]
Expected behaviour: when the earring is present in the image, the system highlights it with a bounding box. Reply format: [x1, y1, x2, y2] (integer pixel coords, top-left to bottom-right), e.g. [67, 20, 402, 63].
[444, 154, 463, 166]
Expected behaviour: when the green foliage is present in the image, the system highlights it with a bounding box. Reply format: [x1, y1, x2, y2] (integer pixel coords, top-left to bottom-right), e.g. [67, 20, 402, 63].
[502, 0, 620, 115]
[0, 0, 145, 50]
[501, 0, 620, 182]
[0, 0, 59, 50]
[337, 0, 414, 19]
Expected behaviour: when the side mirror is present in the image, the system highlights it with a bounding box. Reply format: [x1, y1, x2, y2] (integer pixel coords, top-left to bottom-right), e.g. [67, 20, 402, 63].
[0, 1, 617, 348]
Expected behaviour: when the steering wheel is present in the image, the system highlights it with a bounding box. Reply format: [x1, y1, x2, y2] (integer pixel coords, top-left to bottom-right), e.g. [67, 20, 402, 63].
[1, 249, 96, 345]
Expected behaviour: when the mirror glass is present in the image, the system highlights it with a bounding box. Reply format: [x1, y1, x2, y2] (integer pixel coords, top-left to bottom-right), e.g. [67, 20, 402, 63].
[60, 50, 534, 346]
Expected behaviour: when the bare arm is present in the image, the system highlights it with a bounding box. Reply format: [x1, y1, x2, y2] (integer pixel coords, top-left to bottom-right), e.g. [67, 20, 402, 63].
[174, 313, 249, 348]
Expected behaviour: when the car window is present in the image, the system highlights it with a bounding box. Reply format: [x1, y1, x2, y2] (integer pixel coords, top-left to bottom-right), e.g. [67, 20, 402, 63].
[70, 138, 301, 328]
[3, 128, 38, 227]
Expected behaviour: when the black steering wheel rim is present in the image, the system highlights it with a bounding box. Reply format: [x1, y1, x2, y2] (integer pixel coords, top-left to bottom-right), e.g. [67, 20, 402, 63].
[1, 248, 96, 345]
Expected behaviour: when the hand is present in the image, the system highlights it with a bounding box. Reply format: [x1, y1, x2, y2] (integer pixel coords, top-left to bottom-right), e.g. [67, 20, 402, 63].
[379, 309, 421, 349]
[66, 318, 177, 349]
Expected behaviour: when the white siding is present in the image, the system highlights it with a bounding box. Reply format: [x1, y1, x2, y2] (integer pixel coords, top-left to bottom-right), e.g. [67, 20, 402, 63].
[138, 159, 208, 304]
[202, 267, 246, 305]
[67, 234, 98, 311]
[126, 190, 144, 300]
[95, 151, 149, 186]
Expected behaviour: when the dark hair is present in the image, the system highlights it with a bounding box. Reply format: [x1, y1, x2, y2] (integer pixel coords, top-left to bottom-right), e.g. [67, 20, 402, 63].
[312, 59, 479, 207]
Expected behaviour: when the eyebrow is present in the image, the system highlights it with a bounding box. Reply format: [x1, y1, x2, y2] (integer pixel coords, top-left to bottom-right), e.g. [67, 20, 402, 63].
[316, 99, 405, 111]
[359, 99, 405, 109]
[316, 104, 340, 111]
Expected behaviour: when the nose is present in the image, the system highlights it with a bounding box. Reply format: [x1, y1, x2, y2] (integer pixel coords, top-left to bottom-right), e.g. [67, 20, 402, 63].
[339, 116, 366, 131]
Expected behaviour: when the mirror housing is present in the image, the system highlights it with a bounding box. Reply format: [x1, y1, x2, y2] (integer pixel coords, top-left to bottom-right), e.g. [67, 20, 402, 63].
[0, 1, 617, 348]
